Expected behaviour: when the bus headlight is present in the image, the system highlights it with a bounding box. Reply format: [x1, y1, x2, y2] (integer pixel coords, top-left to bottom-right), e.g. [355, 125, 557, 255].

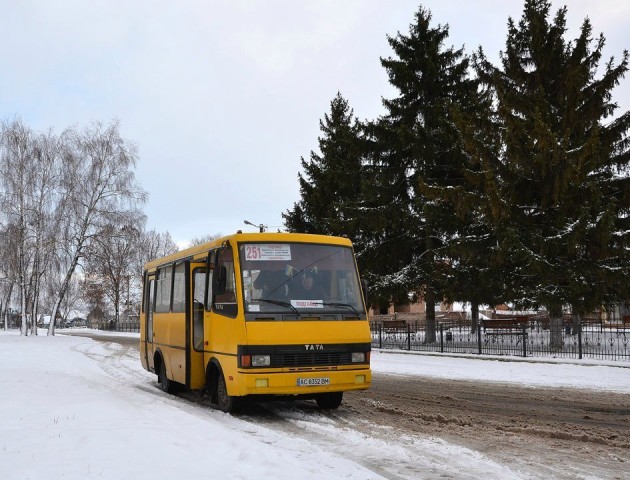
[252, 355, 271, 367]
[351, 352, 366, 363]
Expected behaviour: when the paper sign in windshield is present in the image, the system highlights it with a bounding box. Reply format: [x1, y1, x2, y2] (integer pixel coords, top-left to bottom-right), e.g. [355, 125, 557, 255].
[291, 300, 324, 309]
[245, 244, 292, 261]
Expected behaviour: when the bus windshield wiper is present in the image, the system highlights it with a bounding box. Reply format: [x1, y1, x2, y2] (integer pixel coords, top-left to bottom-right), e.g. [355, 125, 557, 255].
[251, 298, 301, 317]
[322, 302, 360, 317]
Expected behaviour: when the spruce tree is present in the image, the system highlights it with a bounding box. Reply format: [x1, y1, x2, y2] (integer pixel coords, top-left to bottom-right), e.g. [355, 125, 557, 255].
[473, 0, 630, 340]
[365, 7, 481, 340]
[283, 93, 366, 239]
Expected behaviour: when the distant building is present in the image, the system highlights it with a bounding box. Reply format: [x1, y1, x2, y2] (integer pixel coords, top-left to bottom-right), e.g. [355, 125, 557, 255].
[87, 306, 106, 328]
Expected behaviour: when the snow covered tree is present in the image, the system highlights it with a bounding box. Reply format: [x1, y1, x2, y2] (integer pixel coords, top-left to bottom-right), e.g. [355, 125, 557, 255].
[365, 7, 482, 341]
[0, 222, 19, 331]
[47, 121, 146, 335]
[424, 87, 504, 333]
[283, 92, 366, 240]
[0, 119, 148, 335]
[137, 229, 179, 274]
[26, 129, 65, 334]
[473, 0, 630, 344]
[84, 222, 143, 325]
[0, 120, 47, 335]
[188, 233, 221, 248]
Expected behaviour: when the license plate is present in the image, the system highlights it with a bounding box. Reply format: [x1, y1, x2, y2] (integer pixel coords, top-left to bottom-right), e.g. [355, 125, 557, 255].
[297, 377, 330, 386]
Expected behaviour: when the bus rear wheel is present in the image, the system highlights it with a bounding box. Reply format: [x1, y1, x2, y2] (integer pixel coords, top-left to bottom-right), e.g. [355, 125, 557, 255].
[316, 392, 343, 410]
[217, 372, 241, 413]
[158, 359, 176, 394]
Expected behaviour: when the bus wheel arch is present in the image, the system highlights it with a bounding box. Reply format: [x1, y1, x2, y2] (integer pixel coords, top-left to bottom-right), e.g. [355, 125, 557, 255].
[154, 350, 177, 394]
[206, 359, 242, 413]
[205, 359, 221, 403]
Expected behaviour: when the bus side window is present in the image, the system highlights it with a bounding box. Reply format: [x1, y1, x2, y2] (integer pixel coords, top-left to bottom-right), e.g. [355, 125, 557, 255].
[214, 244, 238, 317]
[172, 262, 186, 313]
[155, 265, 173, 313]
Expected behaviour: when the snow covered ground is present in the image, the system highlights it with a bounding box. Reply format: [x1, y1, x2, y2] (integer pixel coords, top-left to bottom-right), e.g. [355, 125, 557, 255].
[1, 329, 628, 480]
[372, 349, 630, 394]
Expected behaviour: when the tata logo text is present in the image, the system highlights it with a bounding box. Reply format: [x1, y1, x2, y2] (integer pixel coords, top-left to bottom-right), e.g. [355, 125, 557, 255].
[304, 344, 324, 351]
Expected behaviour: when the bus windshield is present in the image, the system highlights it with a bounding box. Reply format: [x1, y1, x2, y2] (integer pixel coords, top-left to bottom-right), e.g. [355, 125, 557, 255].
[240, 242, 366, 320]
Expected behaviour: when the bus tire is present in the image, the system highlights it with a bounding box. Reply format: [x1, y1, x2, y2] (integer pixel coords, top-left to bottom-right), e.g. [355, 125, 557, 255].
[217, 371, 241, 413]
[316, 392, 343, 410]
[158, 358, 176, 394]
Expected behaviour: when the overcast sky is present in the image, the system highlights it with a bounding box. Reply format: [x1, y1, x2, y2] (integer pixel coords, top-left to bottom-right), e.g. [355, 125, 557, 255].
[1, 1, 628, 247]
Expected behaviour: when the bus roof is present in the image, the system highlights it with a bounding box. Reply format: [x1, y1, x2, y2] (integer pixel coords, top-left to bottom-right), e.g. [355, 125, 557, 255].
[143, 231, 354, 271]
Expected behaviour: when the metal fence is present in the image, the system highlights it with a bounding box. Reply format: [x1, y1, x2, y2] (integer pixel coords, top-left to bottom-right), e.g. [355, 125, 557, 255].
[371, 319, 630, 361]
[96, 321, 140, 333]
[55, 321, 140, 332]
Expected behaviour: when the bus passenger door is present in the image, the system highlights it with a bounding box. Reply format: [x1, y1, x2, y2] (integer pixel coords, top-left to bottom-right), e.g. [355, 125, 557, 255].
[188, 265, 206, 389]
[145, 276, 156, 371]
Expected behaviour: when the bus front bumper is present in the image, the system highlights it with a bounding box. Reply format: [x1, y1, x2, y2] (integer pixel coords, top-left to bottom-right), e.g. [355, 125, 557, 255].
[237, 366, 371, 396]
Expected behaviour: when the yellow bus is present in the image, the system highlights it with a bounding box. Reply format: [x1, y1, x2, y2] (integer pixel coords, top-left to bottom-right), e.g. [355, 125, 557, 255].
[140, 231, 371, 412]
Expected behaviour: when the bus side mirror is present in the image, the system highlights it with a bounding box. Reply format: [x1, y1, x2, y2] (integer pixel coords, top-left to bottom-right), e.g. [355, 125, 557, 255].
[213, 265, 227, 296]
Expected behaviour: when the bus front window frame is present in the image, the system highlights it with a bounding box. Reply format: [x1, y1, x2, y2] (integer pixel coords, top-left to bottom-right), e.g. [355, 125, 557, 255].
[213, 243, 238, 318]
[239, 242, 366, 321]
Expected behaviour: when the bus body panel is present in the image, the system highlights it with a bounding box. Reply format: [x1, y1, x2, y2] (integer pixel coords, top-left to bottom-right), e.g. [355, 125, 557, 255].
[204, 312, 245, 359]
[188, 347, 206, 389]
[232, 320, 371, 396]
[244, 320, 370, 346]
[206, 352, 239, 394]
[152, 312, 186, 384]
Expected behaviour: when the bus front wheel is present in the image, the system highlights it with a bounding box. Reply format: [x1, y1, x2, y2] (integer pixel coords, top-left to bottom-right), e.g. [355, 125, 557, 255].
[217, 372, 241, 413]
[316, 392, 343, 409]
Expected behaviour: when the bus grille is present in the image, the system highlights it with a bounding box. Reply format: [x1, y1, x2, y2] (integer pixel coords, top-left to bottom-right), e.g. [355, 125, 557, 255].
[274, 352, 352, 367]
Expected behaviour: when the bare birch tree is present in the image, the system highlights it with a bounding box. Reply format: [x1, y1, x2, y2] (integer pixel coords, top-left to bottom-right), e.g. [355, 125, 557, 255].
[47, 121, 146, 335]
[85, 222, 143, 325]
[0, 226, 16, 330]
[0, 120, 37, 335]
[26, 129, 65, 334]
[188, 233, 221, 248]
[137, 229, 179, 273]
[0, 224, 18, 330]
